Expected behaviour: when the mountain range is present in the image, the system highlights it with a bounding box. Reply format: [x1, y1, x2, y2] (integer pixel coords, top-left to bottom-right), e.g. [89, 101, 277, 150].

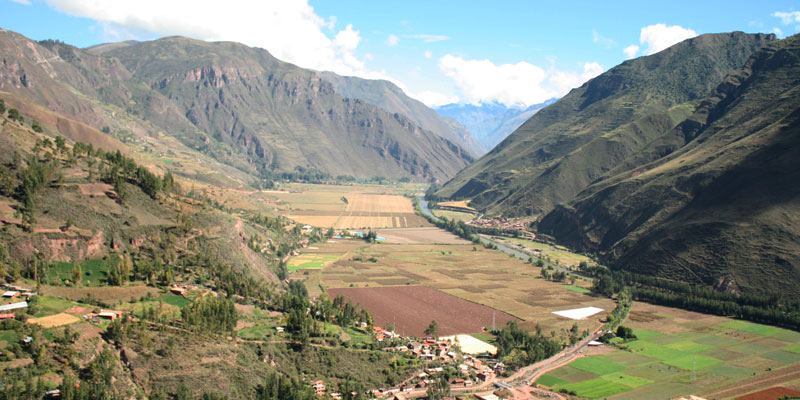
[434, 100, 556, 153]
[0, 29, 473, 184]
[436, 31, 800, 296]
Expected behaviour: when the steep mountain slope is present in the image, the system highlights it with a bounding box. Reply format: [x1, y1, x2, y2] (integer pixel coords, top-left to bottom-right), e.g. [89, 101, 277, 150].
[317, 71, 480, 155]
[0, 29, 472, 182]
[95, 37, 472, 181]
[539, 34, 800, 296]
[437, 32, 775, 216]
[435, 100, 555, 152]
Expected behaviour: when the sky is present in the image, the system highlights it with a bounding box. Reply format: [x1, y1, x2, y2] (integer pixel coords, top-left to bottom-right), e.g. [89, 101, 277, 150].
[2, 0, 799, 107]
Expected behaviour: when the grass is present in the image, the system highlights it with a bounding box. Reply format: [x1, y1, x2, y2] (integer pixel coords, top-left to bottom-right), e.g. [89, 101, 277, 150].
[0, 329, 15, 345]
[665, 341, 716, 354]
[288, 254, 341, 272]
[570, 356, 627, 375]
[718, 320, 784, 336]
[237, 324, 276, 340]
[601, 373, 654, 388]
[634, 329, 662, 340]
[535, 374, 568, 387]
[760, 351, 800, 364]
[159, 293, 190, 308]
[704, 364, 755, 379]
[470, 332, 496, 344]
[563, 285, 590, 294]
[46, 258, 120, 287]
[662, 354, 722, 370]
[559, 378, 630, 399]
[33, 296, 76, 317]
[783, 343, 800, 354]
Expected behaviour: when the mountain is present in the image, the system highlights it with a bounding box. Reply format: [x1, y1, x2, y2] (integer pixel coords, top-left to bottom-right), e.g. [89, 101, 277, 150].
[316, 71, 480, 155]
[435, 100, 556, 152]
[0, 29, 473, 183]
[539, 34, 800, 296]
[436, 32, 775, 217]
[93, 37, 472, 181]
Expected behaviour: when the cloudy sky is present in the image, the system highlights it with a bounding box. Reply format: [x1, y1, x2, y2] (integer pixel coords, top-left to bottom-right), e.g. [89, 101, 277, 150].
[2, 0, 798, 107]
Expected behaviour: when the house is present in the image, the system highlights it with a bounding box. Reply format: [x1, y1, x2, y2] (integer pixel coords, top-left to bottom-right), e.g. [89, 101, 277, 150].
[476, 371, 494, 382]
[98, 310, 123, 320]
[2, 291, 19, 298]
[587, 340, 603, 346]
[311, 381, 326, 395]
[330, 393, 342, 400]
[475, 394, 499, 400]
[0, 313, 14, 320]
[275, 326, 285, 333]
[0, 302, 28, 312]
[170, 286, 187, 295]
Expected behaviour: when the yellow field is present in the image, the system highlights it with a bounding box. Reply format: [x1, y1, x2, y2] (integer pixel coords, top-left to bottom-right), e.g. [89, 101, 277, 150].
[28, 313, 80, 328]
[308, 243, 612, 333]
[437, 200, 476, 212]
[432, 209, 475, 222]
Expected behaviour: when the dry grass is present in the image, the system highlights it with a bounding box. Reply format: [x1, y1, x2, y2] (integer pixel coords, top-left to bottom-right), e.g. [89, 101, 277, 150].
[42, 285, 161, 304]
[374, 227, 470, 244]
[28, 313, 80, 328]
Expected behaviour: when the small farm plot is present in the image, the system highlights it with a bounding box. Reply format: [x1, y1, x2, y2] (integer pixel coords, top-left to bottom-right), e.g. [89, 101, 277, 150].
[541, 301, 800, 399]
[375, 227, 470, 244]
[326, 286, 520, 337]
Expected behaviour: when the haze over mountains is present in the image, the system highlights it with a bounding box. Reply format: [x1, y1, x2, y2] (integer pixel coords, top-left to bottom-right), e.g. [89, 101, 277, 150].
[434, 100, 557, 153]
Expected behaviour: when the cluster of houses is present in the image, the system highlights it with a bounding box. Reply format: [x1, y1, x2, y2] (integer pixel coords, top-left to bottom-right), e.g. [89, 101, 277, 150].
[0, 283, 36, 319]
[467, 218, 535, 239]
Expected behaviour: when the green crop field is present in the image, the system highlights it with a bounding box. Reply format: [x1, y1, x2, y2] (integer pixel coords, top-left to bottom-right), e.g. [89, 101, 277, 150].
[563, 285, 590, 294]
[560, 378, 630, 398]
[534, 374, 567, 387]
[46, 258, 120, 287]
[159, 293, 191, 308]
[570, 356, 627, 375]
[543, 301, 800, 399]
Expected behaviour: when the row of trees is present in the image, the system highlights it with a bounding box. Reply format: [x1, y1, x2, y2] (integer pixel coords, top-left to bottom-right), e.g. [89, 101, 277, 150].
[181, 294, 238, 334]
[494, 321, 563, 367]
[590, 267, 800, 331]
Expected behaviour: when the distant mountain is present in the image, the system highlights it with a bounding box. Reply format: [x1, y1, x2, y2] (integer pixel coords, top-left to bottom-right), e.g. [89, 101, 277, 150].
[0, 29, 473, 183]
[435, 100, 556, 152]
[317, 71, 480, 155]
[437, 32, 775, 216]
[539, 33, 800, 296]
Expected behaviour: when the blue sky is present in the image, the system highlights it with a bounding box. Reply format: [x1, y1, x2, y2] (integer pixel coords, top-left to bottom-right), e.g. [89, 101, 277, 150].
[2, 0, 798, 106]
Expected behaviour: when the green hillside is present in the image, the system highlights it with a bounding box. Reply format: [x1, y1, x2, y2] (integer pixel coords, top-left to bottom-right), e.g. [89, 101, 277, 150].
[436, 32, 774, 216]
[539, 34, 800, 296]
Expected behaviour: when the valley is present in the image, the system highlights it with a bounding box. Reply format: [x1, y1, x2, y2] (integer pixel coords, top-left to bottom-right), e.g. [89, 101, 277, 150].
[0, 7, 797, 400]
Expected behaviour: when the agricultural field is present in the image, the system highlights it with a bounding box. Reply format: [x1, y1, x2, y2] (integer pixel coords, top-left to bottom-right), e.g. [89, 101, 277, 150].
[307, 243, 612, 334]
[492, 236, 594, 267]
[534, 302, 800, 399]
[436, 200, 476, 212]
[374, 227, 470, 244]
[431, 209, 475, 222]
[327, 286, 520, 337]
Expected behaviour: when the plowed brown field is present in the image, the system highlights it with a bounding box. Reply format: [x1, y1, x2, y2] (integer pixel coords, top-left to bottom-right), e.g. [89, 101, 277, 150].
[327, 285, 520, 337]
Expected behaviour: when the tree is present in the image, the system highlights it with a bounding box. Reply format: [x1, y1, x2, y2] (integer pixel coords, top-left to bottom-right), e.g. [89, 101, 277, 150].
[425, 373, 450, 400]
[71, 264, 82, 286]
[0, 98, 5, 114]
[7, 108, 21, 122]
[31, 120, 43, 133]
[424, 320, 439, 339]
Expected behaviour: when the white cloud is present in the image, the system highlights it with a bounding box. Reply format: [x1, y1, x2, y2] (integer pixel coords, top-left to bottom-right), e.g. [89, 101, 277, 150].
[402, 34, 451, 43]
[438, 55, 603, 107]
[44, 0, 374, 78]
[623, 45, 639, 59]
[592, 30, 615, 48]
[414, 91, 459, 107]
[386, 34, 398, 46]
[11, 0, 32, 4]
[424, 50, 432, 59]
[637, 24, 697, 55]
[772, 11, 800, 24]
[772, 27, 784, 37]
